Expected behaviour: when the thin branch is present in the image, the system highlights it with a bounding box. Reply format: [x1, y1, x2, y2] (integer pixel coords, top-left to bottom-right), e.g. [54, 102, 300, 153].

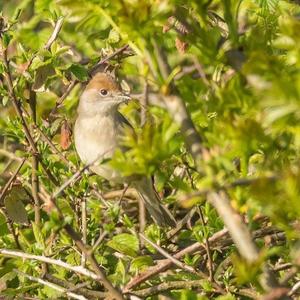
[44, 17, 64, 50]
[62, 224, 124, 300]
[92, 230, 108, 253]
[1, 48, 38, 154]
[140, 80, 148, 126]
[28, 87, 40, 225]
[198, 206, 214, 281]
[273, 263, 293, 272]
[81, 197, 87, 267]
[52, 148, 113, 199]
[139, 232, 198, 275]
[289, 281, 300, 296]
[208, 191, 279, 289]
[138, 232, 225, 294]
[127, 279, 213, 297]
[166, 206, 197, 240]
[0, 158, 26, 203]
[124, 226, 282, 291]
[43, 149, 124, 300]
[208, 191, 258, 262]
[124, 228, 228, 292]
[0, 249, 101, 280]
[14, 269, 87, 300]
[48, 80, 78, 119]
[89, 44, 130, 75]
[44, 274, 106, 299]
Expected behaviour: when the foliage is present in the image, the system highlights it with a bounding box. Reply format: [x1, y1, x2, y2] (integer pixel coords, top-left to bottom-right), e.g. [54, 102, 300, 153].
[0, 0, 300, 299]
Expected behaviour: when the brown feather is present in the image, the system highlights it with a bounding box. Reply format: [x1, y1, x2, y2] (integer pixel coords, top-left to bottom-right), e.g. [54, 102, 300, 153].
[85, 73, 120, 92]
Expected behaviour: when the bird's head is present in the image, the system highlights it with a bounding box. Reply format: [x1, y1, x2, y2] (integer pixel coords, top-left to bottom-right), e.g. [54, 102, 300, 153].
[78, 73, 130, 115]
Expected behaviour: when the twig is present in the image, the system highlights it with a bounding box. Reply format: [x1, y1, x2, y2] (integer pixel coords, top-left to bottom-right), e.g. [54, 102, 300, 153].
[44, 17, 64, 50]
[1, 48, 38, 154]
[124, 228, 228, 292]
[138, 231, 225, 294]
[51, 162, 89, 199]
[28, 87, 40, 225]
[92, 230, 108, 253]
[48, 80, 78, 119]
[0, 158, 26, 203]
[44, 274, 106, 299]
[81, 197, 87, 266]
[0, 149, 23, 162]
[36, 124, 72, 166]
[0, 249, 101, 280]
[138, 197, 146, 240]
[62, 224, 124, 300]
[198, 206, 214, 281]
[89, 44, 130, 75]
[140, 80, 148, 126]
[288, 280, 300, 296]
[273, 263, 293, 272]
[127, 279, 214, 297]
[166, 206, 197, 240]
[7, 220, 22, 250]
[103, 188, 138, 200]
[51, 145, 113, 201]
[208, 191, 279, 290]
[208, 191, 258, 261]
[124, 226, 282, 291]
[139, 232, 198, 275]
[46, 149, 124, 300]
[14, 269, 87, 300]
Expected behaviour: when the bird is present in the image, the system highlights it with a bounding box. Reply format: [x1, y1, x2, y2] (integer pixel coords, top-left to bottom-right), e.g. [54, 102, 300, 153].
[74, 72, 176, 226]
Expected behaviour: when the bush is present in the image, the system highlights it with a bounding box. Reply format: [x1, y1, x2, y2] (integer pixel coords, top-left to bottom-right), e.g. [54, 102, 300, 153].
[0, 0, 300, 299]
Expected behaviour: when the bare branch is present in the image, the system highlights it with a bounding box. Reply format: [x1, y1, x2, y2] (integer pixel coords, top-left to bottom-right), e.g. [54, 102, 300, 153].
[128, 280, 212, 297]
[124, 228, 228, 291]
[89, 44, 130, 75]
[14, 269, 87, 300]
[44, 17, 64, 50]
[138, 233, 198, 275]
[208, 191, 258, 261]
[124, 226, 282, 291]
[0, 249, 101, 280]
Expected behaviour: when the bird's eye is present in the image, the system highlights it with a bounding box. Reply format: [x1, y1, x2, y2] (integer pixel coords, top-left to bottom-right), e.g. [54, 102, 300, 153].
[100, 89, 108, 96]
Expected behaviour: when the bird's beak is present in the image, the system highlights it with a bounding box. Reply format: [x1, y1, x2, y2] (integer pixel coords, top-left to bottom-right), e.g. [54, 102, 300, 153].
[116, 92, 131, 104]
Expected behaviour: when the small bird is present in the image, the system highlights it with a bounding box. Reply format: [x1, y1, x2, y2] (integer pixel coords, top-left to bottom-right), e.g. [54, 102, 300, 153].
[74, 72, 176, 226]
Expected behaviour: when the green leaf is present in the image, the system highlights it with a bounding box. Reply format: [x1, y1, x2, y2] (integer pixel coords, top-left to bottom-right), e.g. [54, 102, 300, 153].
[33, 64, 55, 91]
[0, 212, 9, 236]
[107, 233, 139, 257]
[68, 64, 88, 81]
[130, 256, 153, 273]
[4, 188, 28, 225]
[2, 96, 9, 106]
[107, 29, 120, 44]
[32, 221, 45, 250]
[2, 33, 12, 48]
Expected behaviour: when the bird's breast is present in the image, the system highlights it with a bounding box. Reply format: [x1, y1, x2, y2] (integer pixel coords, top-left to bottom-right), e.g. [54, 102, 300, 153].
[74, 115, 120, 166]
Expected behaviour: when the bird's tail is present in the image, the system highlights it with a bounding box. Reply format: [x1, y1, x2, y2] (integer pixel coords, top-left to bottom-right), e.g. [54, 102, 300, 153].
[134, 177, 176, 227]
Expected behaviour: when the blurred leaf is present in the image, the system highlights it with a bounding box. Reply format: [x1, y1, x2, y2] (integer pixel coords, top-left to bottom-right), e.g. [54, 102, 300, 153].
[130, 255, 153, 273]
[4, 188, 29, 225]
[107, 233, 139, 257]
[68, 64, 88, 81]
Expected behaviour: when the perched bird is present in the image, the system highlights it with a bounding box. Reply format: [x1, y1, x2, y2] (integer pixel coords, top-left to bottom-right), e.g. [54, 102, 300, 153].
[74, 72, 176, 226]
